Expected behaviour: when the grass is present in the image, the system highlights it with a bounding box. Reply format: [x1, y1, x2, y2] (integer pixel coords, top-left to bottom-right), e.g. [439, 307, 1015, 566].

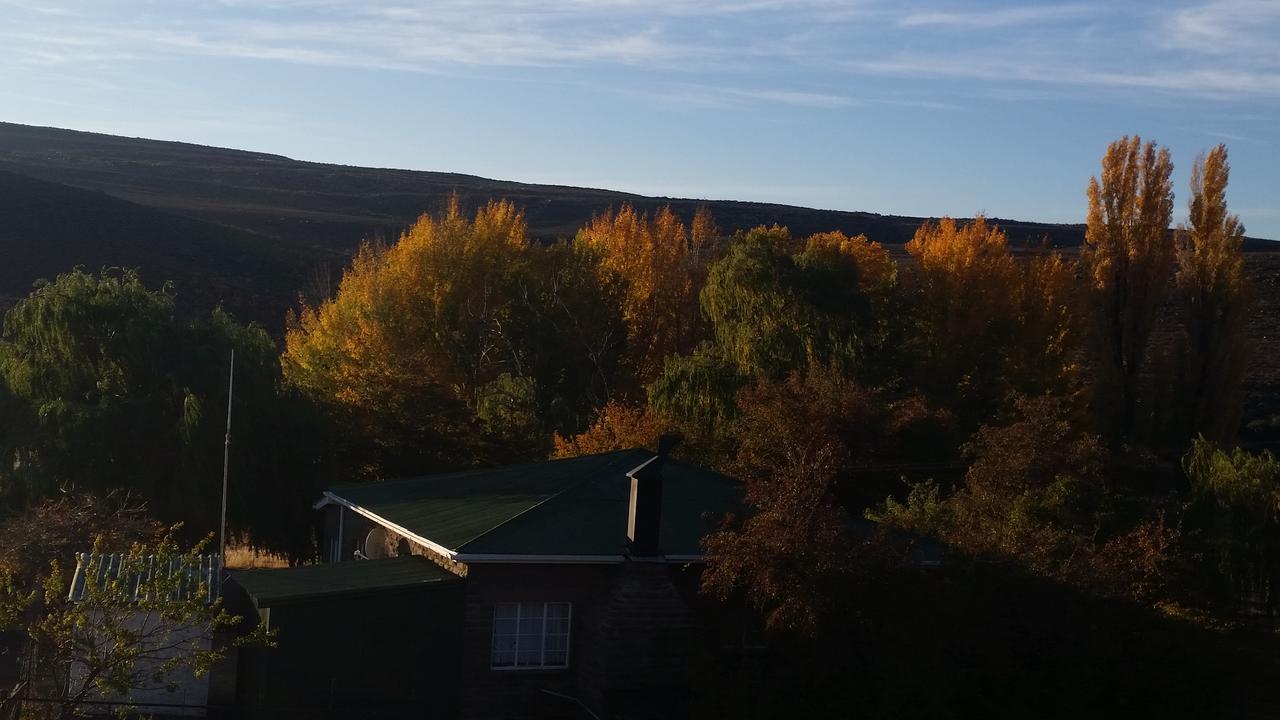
[224, 540, 290, 570]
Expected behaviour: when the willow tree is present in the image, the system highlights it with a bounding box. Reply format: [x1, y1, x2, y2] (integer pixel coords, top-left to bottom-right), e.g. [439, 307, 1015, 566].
[649, 225, 885, 439]
[1081, 136, 1175, 442]
[0, 269, 320, 558]
[1175, 145, 1250, 444]
[904, 217, 1076, 428]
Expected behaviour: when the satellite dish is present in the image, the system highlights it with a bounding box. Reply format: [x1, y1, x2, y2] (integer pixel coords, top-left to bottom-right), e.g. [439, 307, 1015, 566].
[362, 527, 389, 559]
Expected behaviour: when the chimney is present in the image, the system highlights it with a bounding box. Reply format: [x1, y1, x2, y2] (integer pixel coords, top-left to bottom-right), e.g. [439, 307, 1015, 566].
[626, 434, 681, 557]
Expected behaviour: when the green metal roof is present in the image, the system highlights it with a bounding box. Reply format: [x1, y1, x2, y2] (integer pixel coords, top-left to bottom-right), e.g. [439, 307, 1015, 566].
[326, 449, 745, 558]
[231, 556, 458, 606]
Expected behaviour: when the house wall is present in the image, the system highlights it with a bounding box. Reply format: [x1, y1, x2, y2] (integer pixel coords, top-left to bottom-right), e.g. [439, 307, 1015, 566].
[317, 512, 718, 719]
[455, 562, 610, 720]
[456, 561, 706, 720]
[234, 584, 463, 720]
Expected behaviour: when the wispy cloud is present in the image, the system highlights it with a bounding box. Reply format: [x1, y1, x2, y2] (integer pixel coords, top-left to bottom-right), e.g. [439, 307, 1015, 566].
[898, 3, 1095, 29]
[2, 0, 1280, 103]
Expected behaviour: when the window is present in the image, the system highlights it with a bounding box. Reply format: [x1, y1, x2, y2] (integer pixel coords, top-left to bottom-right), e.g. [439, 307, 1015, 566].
[491, 602, 571, 670]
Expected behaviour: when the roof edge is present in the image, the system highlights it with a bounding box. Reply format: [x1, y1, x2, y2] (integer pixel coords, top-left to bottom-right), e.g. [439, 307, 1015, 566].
[320, 491, 459, 561]
[454, 449, 651, 554]
[454, 553, 624, 564]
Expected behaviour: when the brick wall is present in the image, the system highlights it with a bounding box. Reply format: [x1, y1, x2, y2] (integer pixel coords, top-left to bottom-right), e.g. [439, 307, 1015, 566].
[318, 512, 714, 720]
[455, 561, 705, 720]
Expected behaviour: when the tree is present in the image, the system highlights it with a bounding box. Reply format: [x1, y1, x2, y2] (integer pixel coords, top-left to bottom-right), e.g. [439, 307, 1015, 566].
[651, 225, 886, 439]
[1081, 136, 1176, 442]
[0, 492, 160, 587]
[701, 225, 873, 380]
[701, 366, 951, 632]
[0, 530, 270, 719]
[1174, 145, 1250, 444]
[551, 401, 668, 458]
[0, 269, 322, 558]
[903, 216, 1077, 429]
[575, 204, 713, 389]
[284, 198, 625, 475]
[1183, 438, 1280, 613]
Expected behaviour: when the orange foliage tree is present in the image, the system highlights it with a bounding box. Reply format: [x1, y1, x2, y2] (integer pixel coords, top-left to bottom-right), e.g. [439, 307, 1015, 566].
[1082, 136, 1176, 442]
[575, 204, 718, 389]
[1175, 145, 1250, 444]
[550, 401, 668, 458]
[904, 216, 1077, 426]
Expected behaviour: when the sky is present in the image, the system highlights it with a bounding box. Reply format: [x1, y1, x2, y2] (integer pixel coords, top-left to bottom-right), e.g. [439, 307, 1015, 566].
[1, 0, 1278, 238]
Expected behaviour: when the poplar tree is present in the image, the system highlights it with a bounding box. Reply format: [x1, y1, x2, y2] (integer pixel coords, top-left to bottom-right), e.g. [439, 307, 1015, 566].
[1081, 136, 1175, 442]
[1175, 145, 1249, 444]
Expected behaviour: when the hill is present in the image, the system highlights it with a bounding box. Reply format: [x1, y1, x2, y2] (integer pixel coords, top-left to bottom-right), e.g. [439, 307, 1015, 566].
[0, 122, 1119, 256]
[0, 170, 310, 325]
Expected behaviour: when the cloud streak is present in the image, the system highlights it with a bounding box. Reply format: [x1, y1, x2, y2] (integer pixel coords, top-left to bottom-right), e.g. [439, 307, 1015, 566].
[898, 4, 1096, 29]
[1, 0, 1279, 103]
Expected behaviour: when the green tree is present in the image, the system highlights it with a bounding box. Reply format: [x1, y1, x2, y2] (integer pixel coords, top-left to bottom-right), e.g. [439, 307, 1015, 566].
[1183, 438, 1280, 612]
[651, 226, 884, 437]
[0, 268, 321, 558]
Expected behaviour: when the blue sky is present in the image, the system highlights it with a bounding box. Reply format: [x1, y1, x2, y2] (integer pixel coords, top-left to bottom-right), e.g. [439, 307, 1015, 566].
[1, 0, 1278, 238]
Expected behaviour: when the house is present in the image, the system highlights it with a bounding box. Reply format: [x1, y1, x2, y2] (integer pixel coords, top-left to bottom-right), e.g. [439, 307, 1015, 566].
[227, 445, 748, 720]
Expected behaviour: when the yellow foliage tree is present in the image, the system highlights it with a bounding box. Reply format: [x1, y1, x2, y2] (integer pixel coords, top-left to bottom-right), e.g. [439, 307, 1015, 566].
[803, 230, 896, 300]
[283, 197, 528, 475]
[1082, 136, 1175, 441]
[904, 216, 1077, 425]
[283, 197, 625, 476]
[575, 204, 715, 388]
[1175, 145, 1250, 443]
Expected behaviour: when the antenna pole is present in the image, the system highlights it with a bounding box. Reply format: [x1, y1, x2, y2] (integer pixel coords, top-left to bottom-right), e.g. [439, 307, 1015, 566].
[218, 349, 235, 570]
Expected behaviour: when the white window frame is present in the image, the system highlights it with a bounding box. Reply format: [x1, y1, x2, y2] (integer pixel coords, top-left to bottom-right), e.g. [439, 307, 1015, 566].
[490, 601, 572, 671]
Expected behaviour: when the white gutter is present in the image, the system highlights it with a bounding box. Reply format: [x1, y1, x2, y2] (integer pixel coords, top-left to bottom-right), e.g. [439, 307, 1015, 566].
[661, 555, 705, 563]
[318, 491, 460, 562]
[454, 553, 625, 565]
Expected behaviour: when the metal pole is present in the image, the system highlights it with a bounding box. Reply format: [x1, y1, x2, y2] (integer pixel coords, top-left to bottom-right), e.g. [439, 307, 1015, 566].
[218, 349, 234, 569]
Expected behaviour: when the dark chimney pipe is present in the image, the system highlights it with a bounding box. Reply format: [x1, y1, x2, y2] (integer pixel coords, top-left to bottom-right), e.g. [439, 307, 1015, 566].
[626, 434, 681, 557]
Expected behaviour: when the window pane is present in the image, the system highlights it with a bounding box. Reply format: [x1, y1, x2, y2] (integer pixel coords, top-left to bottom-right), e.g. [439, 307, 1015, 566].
[519, 612, 544, 637]
[516, 633, 542, 665]
[492, 604, 520, 667]
[544, 649, 567, 666]
[492, 633, 517, 667]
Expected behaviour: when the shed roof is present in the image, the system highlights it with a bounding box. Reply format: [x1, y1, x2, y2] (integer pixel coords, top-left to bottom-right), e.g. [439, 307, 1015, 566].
[68, 552, 222, 604]
[322, 449, 745, 560]
[231, 556, 458, 607]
